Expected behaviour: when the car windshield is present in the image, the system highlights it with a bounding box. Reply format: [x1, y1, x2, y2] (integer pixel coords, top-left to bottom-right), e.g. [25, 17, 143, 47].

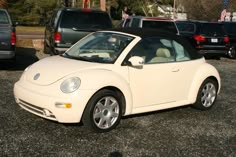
[62, 32, 134, 63]
[0, 10, 9, 24]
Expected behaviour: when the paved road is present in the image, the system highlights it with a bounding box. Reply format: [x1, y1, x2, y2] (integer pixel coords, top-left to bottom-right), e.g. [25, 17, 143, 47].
[0, 50, 235, 156]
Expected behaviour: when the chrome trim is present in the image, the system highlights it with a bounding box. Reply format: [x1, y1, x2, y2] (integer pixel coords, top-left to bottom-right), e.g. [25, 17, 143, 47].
[18, 99, 57, 120]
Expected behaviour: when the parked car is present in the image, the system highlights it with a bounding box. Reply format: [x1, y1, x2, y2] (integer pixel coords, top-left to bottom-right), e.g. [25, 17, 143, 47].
[44, 8, 113, 55]
[0, 9, 16, 61]
[222, 21, 236, 59]
[176, 21, 230, 59]
[14, 28, 220, 133]
[118, 16, 179, 34]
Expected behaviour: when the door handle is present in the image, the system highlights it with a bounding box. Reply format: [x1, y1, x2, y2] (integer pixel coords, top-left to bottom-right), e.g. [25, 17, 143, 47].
[172, 68, 180, 72]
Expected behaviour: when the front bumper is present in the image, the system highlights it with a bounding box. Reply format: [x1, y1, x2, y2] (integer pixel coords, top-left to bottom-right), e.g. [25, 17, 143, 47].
[14, 81, 96, 123]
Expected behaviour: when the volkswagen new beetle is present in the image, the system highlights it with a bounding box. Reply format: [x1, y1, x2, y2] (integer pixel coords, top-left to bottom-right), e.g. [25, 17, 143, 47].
[14, 28, 221, 132]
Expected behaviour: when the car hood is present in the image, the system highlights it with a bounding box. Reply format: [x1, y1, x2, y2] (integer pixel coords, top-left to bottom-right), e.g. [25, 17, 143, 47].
[25, 55, 105, 85]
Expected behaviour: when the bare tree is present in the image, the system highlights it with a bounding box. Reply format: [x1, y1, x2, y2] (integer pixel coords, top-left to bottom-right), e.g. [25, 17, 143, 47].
[0, 0, 8, 9]
[180, 0, 222, 21]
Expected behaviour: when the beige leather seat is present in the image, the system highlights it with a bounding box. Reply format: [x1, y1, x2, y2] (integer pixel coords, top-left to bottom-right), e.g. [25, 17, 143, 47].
[149, 48, 171, 63]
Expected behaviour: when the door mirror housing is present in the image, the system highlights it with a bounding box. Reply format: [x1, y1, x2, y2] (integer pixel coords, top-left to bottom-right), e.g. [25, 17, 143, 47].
[128, 56, 144, 68]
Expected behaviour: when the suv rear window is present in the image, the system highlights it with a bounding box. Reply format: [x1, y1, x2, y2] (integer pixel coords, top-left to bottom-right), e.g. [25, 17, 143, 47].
[142, 21, 177, 33]
[60, 11, 112, 29]
[223, 22, 236, 34]
[199, 23, 225, 35]
[0, 10, 9, 24]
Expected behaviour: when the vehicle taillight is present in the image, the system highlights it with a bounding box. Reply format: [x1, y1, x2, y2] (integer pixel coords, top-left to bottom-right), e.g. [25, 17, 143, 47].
[54, 32, 61, 43]
[194, 35, 206, 42]
[81, 8, 92, 12]
[11, 32, 16, 45]
[224, 36, 229, 43]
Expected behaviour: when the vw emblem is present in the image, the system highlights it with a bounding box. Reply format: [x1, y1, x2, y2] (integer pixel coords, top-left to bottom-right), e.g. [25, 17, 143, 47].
[34, 73, 40, 80]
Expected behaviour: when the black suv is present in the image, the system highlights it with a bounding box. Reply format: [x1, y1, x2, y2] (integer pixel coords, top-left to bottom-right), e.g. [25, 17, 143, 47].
[222, 22, 236, 59]
[44, 8, 113, 55]
[0, 9, 16, 60]
[176, 21, 230, 58]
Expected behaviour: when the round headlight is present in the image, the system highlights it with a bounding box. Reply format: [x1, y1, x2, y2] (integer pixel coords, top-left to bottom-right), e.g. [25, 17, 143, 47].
[60, 77, 81, 93]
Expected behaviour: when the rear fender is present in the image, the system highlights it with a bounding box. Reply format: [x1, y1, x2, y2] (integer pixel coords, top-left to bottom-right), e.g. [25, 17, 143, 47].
[188, 63, 221, 104]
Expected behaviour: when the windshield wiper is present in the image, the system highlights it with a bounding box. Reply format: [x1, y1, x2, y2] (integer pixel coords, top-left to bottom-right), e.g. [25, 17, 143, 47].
[63, 53, 92, 62]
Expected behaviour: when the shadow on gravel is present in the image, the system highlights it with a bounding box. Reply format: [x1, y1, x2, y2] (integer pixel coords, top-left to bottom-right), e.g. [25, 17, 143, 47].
[0, 47, 39, 71]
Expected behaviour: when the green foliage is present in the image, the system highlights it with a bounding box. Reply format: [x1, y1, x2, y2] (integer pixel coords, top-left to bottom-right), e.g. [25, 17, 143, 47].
[6, 0, 236, 25]
[8, 0, 59, 25]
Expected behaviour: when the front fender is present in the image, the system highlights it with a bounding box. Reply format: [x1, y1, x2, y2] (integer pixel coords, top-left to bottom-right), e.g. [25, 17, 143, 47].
[76, 69, 133, 115]
[188, 63, 221, 104]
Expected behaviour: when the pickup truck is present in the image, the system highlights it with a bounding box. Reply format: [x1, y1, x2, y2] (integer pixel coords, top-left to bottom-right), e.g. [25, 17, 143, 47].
[0, 9, 16, 60]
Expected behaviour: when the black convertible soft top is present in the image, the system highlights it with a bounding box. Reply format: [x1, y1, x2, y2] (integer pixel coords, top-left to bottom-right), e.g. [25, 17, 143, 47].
[109, 27, 178, 38]
[106, 28, 202, 60]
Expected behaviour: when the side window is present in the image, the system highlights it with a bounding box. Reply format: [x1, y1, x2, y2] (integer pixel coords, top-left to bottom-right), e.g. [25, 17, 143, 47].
[126, 37, 190, 64]
[127, 37, 176, 64]
[146, 38, 175, 64]
[131, 18, 140, 27]
[124, 19, 131, 27]
[0, 11, 9, 24]
[173, 41, 190, 61]
[127, 41, 146, 60]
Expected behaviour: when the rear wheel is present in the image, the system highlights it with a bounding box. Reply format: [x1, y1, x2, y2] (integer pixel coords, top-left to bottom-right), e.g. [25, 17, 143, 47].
[228, 46, 236, 59]
[82, 89, 122, 133]
[193, 78, 218, 110]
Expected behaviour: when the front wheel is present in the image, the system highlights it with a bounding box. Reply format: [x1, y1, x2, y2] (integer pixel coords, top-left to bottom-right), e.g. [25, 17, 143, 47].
[82, 89, 122, 133]
[193, 78, 218, 110]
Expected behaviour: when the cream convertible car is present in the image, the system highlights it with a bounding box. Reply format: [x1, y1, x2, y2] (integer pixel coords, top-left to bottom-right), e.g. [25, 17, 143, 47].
[14, 28, 221, 132]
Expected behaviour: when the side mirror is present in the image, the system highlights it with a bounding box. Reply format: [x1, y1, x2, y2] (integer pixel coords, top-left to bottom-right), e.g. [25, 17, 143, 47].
[128, 56, 144, 68]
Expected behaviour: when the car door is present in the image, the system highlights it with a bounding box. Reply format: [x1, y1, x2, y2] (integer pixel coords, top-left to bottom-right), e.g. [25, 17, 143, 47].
[127, 37, 196, 108]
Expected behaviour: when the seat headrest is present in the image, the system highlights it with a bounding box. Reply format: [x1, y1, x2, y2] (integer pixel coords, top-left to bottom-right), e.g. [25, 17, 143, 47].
[156, 48, 171, 58]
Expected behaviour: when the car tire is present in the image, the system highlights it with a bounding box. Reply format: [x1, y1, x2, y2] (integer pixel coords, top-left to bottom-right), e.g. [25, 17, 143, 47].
[193, 78, 218, 110]
[228, 46, 236, 59]
[82, 89, 122, 133]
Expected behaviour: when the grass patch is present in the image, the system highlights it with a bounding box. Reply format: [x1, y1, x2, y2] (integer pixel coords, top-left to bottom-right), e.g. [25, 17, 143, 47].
[16, 26, 45, 33]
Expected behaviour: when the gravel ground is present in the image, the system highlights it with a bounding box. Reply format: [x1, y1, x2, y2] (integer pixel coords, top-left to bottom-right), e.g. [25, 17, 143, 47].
[0, 48, 235, 157]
